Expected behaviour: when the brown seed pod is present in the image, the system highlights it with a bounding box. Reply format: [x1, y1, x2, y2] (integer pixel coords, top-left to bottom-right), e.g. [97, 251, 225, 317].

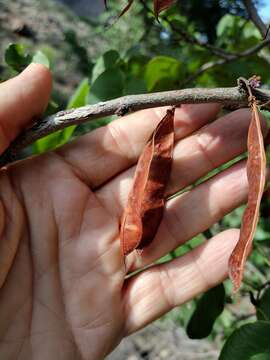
[120, 108, 175, 256]
[228, 101, 266, 292]
[153, 0, 177, 18]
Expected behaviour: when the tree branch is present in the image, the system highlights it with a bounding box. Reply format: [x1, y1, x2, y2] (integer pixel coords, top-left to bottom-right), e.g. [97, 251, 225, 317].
[1, 1, 269, 168]
[181, 37, 270, 86]
[181, 59, 227, 87]
[243, 0, 268, 38]
[164, 17, 235, 60]
[1, 85, 270, 167]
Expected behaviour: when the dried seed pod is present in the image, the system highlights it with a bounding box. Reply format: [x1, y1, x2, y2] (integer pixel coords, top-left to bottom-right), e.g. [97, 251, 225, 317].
[228, 102, 266, 292]
[154, 0, 177, 18]
[104, 0, 134, 19]
[120, 108, 175, 256]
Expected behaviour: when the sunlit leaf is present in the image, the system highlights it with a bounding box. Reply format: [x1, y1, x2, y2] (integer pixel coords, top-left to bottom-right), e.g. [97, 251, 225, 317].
[32, 50, 50, 68]
[144, 56, 183, 91]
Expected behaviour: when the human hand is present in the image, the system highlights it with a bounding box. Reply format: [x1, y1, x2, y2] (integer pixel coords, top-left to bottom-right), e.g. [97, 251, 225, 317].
[0, 65, 265, 359]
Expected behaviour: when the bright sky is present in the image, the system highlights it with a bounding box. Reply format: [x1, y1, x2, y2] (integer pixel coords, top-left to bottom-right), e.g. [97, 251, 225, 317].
[259, 2, 270, 21]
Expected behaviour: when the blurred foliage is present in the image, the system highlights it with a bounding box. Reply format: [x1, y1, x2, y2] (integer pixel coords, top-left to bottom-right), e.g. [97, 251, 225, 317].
[219, 321, 270, 359]
[5, 43, 49, 72]
[64, 30, 93, 76]
[33, 77, 90, 153]
[187, 284, 226, 339]
[177, 0, 261, 43]
[2, 0, 270, 357]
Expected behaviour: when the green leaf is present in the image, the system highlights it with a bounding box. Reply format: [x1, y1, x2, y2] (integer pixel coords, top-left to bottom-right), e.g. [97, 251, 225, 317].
[127, 55, 149, 78]
[89, 67, 125, 103]
[254, 227, 270, 241]
[242, 22, 261, 41]
[216, 15, 261, 51]
[125, 76, 146, 95]
[124, 55, 148, 95]
[91, 50, 120, 83]
[62, 78, 90, 141]
[216, 14, 235, 38]
[219, 322, 270, 360]
[33, 78, 89, 153]
[32, 50, 50, 68]
[187, 283, 225, 339]
[5, 43, 31, 72]
[67, 78, 89, 109]
[5, 44, 51, 73]
[256, 287, 270, 321]
[144, 56, 183, 92]
[33, 131, 62, 154]
[43, 100, 59, 118]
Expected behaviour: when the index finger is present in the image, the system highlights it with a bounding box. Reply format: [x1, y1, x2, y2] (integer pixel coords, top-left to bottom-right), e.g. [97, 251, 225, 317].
[0, 64, 52, 154]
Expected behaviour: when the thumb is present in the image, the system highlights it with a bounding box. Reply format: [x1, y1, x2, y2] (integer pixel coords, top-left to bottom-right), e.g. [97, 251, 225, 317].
[0, 63, 52, 154]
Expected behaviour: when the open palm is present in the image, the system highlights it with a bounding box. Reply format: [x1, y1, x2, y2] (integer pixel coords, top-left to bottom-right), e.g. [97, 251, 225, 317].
[0, 65, 265, 359]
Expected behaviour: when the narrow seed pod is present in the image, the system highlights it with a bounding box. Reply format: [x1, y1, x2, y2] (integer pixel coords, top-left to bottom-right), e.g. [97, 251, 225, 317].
[120, 108, 175, 256]
[153, 0, 177, 18]
[228, 101, 266, 292]
[117, 0, 134, 19]
[104, 0, 134, 19]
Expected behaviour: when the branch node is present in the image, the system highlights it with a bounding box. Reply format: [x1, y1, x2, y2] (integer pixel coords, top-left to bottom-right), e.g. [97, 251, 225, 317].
[237, 77, 250, 95]
[115, 104, 131, 116]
